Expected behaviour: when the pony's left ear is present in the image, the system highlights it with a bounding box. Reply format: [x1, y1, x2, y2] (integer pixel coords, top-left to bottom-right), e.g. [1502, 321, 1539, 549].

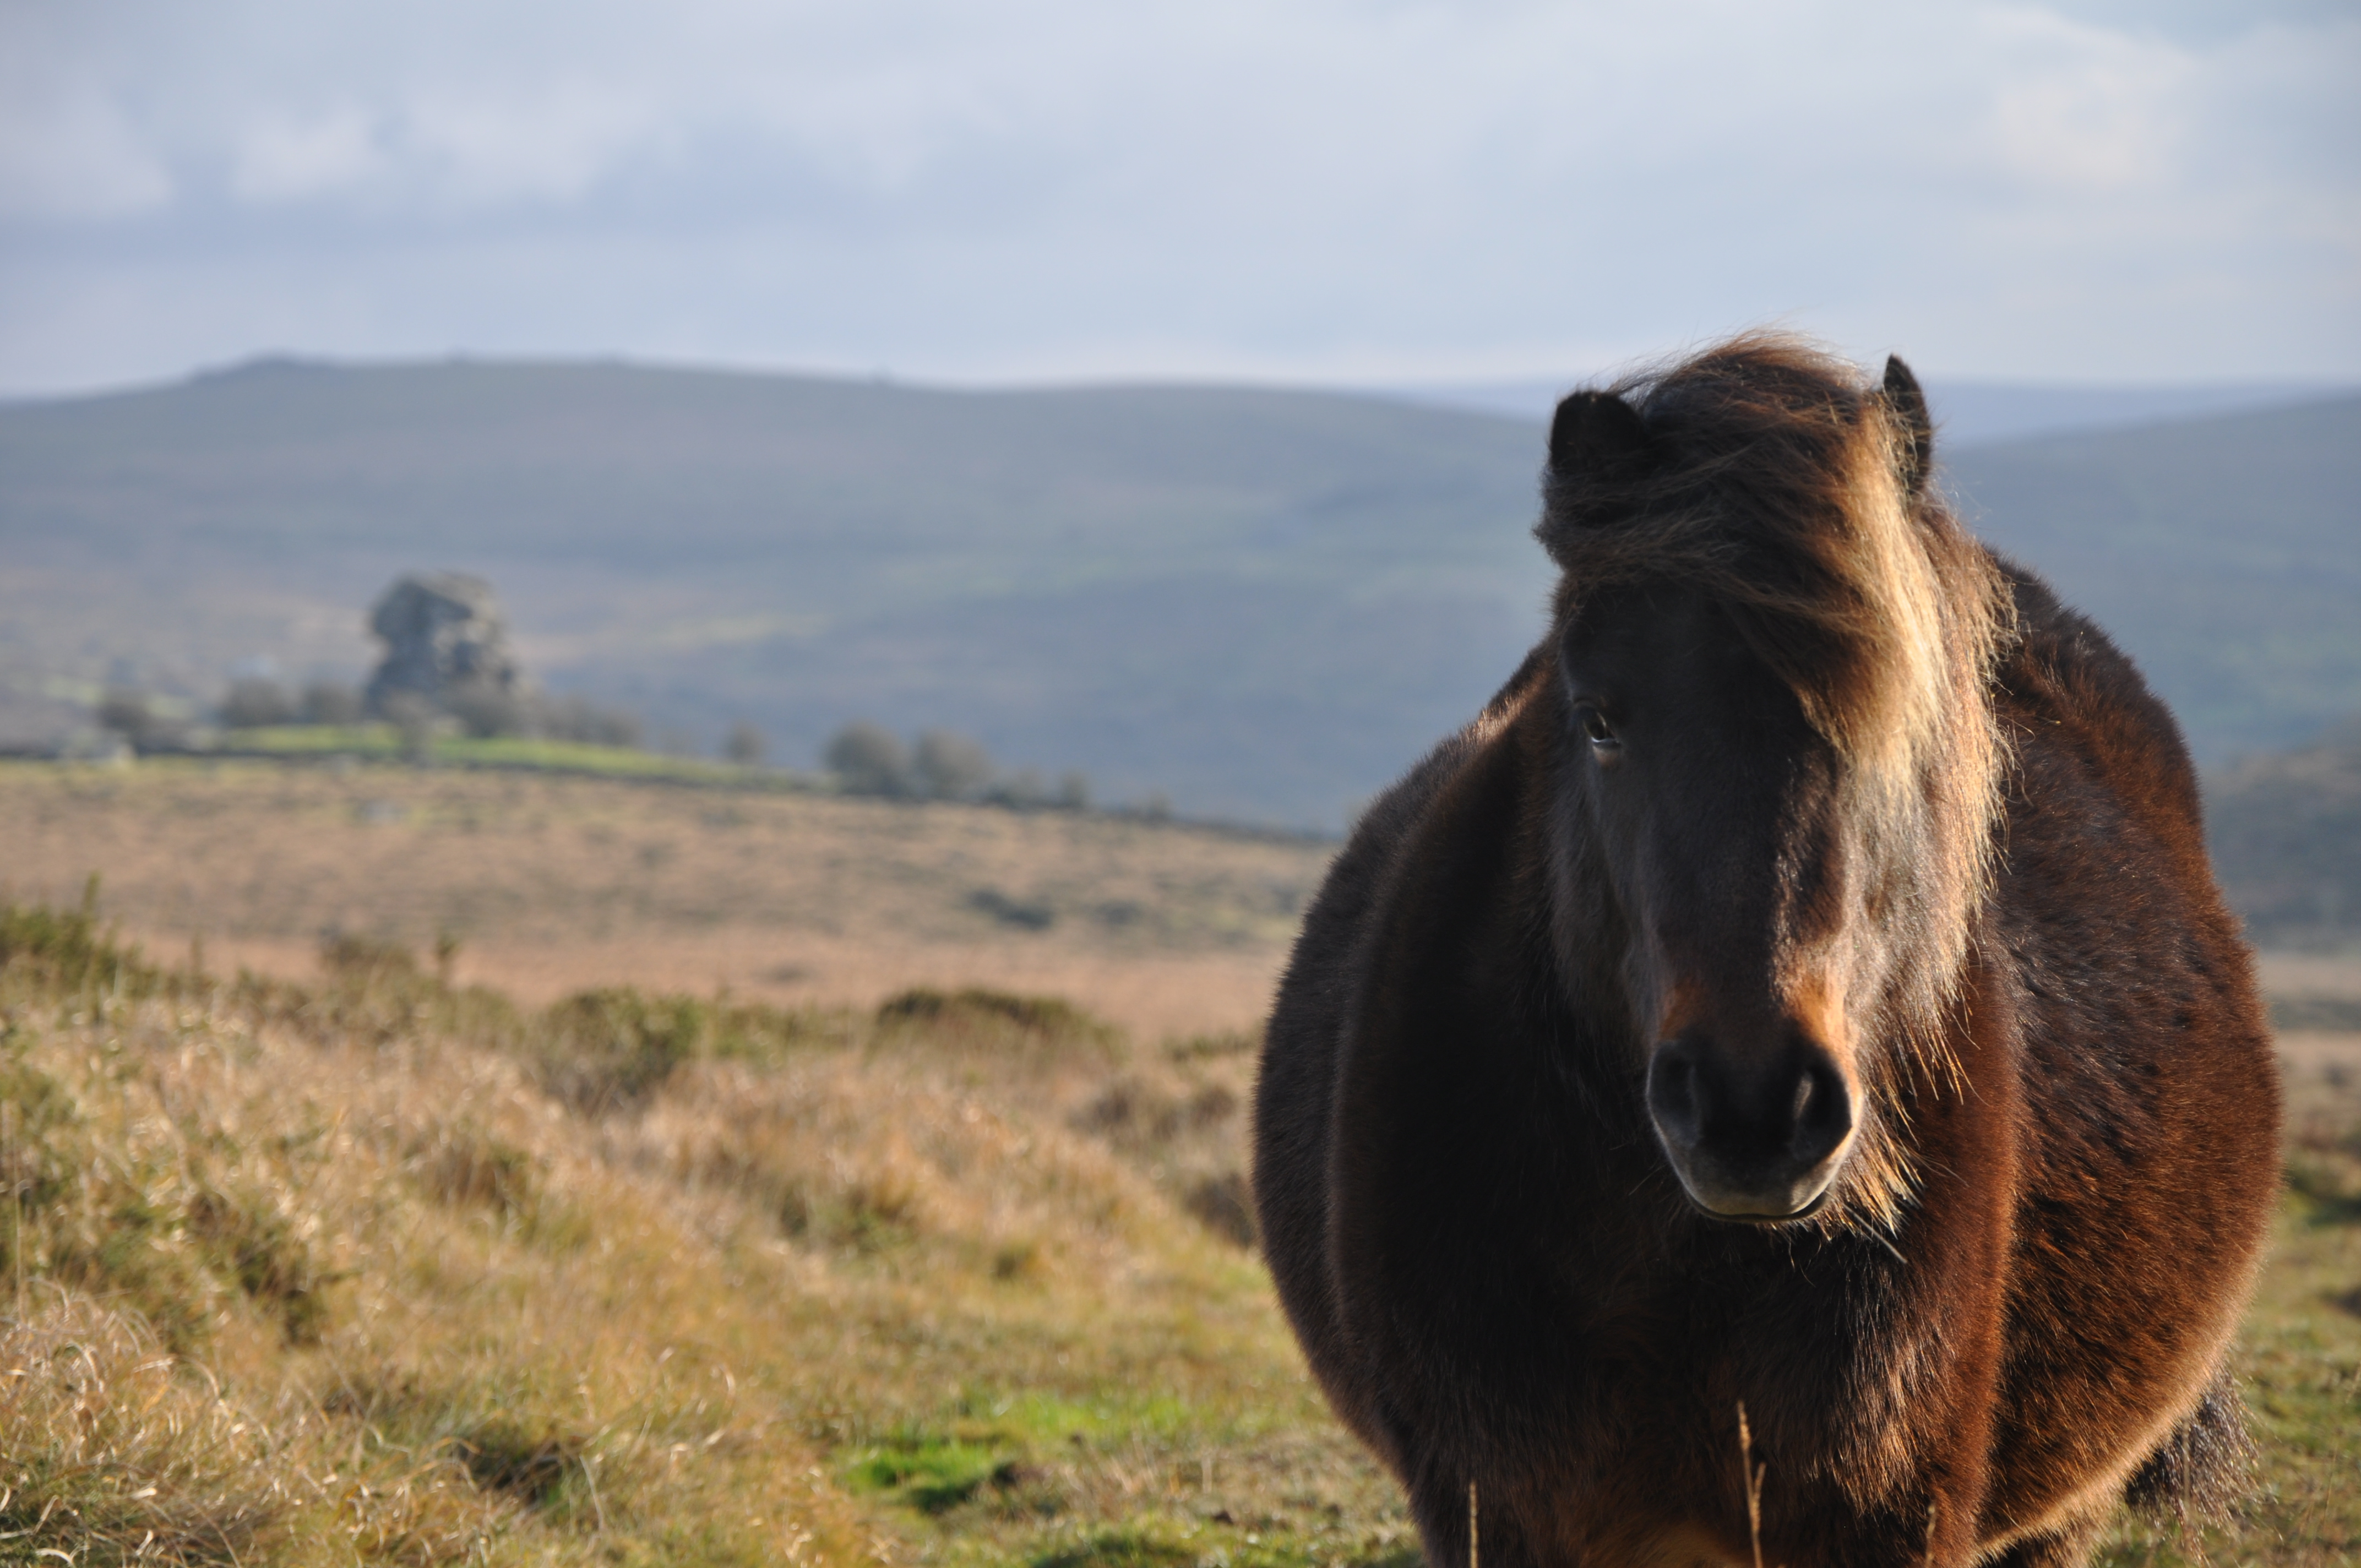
[1880, 355, 1934, 497]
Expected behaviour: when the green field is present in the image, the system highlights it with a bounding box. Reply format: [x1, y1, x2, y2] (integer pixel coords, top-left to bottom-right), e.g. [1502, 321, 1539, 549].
[222, 723, 804, 785]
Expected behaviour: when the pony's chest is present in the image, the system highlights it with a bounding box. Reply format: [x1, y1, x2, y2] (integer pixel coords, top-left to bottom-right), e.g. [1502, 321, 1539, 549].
[1593, 1522, 1749, 1568]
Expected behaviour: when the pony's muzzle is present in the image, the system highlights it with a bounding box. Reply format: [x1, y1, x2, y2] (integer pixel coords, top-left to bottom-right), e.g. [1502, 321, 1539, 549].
[1645, 1033, 1857, 1221]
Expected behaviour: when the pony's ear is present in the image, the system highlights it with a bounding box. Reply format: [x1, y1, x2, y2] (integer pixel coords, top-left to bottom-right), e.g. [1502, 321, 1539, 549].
[1880, 355, 1934, 497]
[1548, 390, 1652, 482]
[1538, 390, 1654, 562]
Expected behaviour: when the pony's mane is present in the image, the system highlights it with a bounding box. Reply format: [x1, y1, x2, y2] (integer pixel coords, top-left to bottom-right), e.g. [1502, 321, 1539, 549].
[1537, 332, 2007, 780]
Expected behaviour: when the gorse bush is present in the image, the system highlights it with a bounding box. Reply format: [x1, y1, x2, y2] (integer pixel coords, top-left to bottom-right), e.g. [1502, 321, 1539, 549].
[875, 986, 1123, 1057]
[96, 688, 156, 742]
[825, 720, 909, 796]
[913, 729, 994, 801]
[318, 929, 427, 983]
[540, 988, 715, 1111]
[300, 679, 365, 725]
[221, 676, 298, 728]
[444, 676, 527, 739]
[724, 720, 768, 766]
[213, 673, 652, 751]
[537, 987, 851, 1112]
[823, 719, 1092, 812]
[529, 692, 643, 748]
[238, 929, 526, 1053]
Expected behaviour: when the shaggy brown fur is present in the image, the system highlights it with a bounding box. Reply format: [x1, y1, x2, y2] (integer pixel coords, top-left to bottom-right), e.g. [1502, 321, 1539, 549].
[1254, 335, 2280, 1567]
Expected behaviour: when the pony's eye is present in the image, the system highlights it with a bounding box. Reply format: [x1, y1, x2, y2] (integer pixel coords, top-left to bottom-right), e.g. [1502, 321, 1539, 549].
[1576, 706, 1621, 752]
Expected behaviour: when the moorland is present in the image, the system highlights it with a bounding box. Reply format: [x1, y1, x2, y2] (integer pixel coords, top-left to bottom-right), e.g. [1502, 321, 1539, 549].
[1, 754, 2356, 1566]
[0, 759, 1331, 1041]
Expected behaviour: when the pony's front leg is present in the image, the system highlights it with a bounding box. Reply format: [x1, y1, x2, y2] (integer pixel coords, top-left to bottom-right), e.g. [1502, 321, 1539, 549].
[1976, 1510, 2108, 1568]
[1405, 1471, 1543, 1568]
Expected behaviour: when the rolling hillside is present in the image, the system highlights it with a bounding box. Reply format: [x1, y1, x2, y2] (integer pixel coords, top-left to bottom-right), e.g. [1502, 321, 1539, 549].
[1947, 397, 2361, 764]
[2209, 718, 2361, 952]
[0, 360, 1549, 826]
[2, 358, 2354, 827]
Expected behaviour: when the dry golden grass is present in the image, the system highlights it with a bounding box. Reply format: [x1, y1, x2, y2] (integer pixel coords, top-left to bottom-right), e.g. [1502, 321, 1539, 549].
[0, 758, 1330, 1041]
[0, 912, 1410, 1566]
[0, 1294, 285, 1559]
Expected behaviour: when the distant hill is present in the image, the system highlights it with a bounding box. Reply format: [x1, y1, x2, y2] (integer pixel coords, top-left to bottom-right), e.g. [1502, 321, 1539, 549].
[1389, 376, 2352, 449]
[1, 357, 2355, 829]
[1944, 395, 2361, 764]
[2208, 720, 2361, 952]
[0, 358, 1553, 825]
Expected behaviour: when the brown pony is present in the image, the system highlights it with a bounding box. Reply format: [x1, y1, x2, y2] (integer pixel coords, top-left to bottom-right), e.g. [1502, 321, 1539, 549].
[1253, 334, 2281, 1567]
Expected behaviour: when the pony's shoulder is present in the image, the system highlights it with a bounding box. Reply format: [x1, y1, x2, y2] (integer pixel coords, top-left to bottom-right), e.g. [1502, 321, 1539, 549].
[1990, 554, 2205, 833]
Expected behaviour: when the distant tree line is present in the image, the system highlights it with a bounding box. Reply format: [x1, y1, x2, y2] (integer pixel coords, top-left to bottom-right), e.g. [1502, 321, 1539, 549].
[217, 677, 364, 728]
[723, 721, 766, 766]
[86, 689, 203, 754]
[823, 721, 1090, 810]
[212, 674, 644, 749]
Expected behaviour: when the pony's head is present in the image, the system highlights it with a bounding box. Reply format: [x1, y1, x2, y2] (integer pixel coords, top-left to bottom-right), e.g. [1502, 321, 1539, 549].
[1535, 334, 2010, 1229]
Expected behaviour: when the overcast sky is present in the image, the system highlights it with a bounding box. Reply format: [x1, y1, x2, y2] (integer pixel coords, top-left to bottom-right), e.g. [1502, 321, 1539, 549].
[2, 0, 2355, 397]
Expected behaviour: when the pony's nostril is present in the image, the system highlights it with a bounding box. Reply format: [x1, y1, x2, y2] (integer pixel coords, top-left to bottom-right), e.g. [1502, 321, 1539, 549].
[1645, 1042, 1705, 1151]
[1648, 1036, 1854, 1217]
[1787, 1057, 1854, 1167]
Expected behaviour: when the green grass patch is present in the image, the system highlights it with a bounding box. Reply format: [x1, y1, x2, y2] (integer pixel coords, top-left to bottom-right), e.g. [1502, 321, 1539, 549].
[222, 723, 808, 787]
[436, 734, 754, 781]
[223, 722, 401, 755]
[948, 1389, 1203, 1451]
[845, 1436, 1015, 1515]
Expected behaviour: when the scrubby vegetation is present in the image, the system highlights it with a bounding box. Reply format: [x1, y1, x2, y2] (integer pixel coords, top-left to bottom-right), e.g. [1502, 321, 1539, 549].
[823, 721, 1093, 813]
[0, 897, 2351, 1565]
[0, 900, 1406, 1565]
[213, 677, 650, 753]
[0, 759, 1324, 1048]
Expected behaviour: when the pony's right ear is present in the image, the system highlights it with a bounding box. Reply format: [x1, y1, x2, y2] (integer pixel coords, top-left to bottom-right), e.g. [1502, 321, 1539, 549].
[1548, 390, 1651, 481]
[1538, 390, 1654, 563]
[1880, 355, 1934, 497]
